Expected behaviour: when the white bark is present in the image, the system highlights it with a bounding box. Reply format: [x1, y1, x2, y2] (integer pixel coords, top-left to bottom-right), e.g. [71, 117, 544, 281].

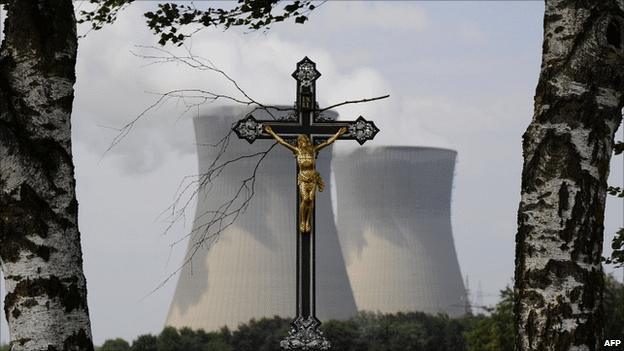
[0, 1, 93, 350]
[515, 1, 624, 350]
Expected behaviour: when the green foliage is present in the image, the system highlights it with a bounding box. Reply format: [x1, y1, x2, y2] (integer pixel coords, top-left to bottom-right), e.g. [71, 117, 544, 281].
[605, 139, 624, 266]
[128, 327, 234, 351]
[130, 334, 158, 351]
[464, 287, 514, 351]
[320, 319, 364, 351]
[77, 0, 135, 32]
[100, 338, 130, 351]
[157, 327, 183, 351]
[79, 0, 319, 46]
[95, 280, 624, 350]
[203, 338, 233, 351]
[145, 0, 316, 46]
[605, 228, 624, 268]
[607, 186, 624, 198]
[230, 316, 290, 351]
[0, 345, 9, 351]
[347, 311, 470, 351]
[604, 274, 624, 338]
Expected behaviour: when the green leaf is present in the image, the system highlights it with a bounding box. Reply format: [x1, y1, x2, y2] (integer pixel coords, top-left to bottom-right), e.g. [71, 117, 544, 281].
[606, 228, 624, 268]
[77, 0, 317, 46]
[284, 2, 301, 13]
[607, 186, 624, 198]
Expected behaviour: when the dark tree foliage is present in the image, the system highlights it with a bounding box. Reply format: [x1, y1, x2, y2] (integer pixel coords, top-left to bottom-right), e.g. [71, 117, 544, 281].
[320, 319, 364, 351]
[78, 0, 321, 45]
[229, 317, 290, 351]
[99, 313, 474, 351]
[130, 334, 158, 351]
[98, 278, 624, 350]
[607, 141, 624, 200]
[177, 327, 203, 351]
[605, 228, 624, 268]
[604, 274, 624, 338]
[463, 288, 514, 351]
[156, 327, 183, 351]
[349, 312, 473, 351]
[605, 141, 624, 267]
[99, 338, 130, 351]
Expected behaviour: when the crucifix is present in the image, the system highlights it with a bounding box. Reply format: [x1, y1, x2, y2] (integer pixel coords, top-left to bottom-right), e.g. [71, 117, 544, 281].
[233, 57, 379, 350]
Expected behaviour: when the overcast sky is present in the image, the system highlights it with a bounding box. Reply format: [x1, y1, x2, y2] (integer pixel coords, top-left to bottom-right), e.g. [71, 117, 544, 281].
[1, 1, 623, 346]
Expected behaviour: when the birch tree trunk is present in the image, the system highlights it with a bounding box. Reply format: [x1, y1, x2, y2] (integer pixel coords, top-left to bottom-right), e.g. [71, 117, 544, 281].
[0, 0, 94, 350]
[515, 1, 624, 350]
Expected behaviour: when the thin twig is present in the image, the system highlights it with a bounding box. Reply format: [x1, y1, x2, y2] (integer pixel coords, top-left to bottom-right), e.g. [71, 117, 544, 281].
[105, 47, 389, 298]
[143, 142, 277, 299]
[318, 94, 390, 112]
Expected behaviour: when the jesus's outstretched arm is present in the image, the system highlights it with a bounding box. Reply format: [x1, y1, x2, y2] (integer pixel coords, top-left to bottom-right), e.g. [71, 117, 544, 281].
[315, 127, 347, 152]
[264, 125, 298, 153]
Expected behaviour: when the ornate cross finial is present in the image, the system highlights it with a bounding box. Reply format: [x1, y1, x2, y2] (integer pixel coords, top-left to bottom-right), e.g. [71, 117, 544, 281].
[349, 116, 380, 145]
[232, 115, 263, 143]
[292, 57, 321, 87]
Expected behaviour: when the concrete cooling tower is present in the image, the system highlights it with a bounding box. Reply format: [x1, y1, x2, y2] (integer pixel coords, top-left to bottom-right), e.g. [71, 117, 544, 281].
[333, 147, 466, 317]
[166, 106, 357, 332]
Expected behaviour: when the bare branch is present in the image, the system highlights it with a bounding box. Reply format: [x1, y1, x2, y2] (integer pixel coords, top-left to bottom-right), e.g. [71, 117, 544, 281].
[105, 46, 301, 159]
[130, 45, 290, 120]
[103, 48, 388, 297]
[144, 142, 277, 298]
[318, 94, 390, 112]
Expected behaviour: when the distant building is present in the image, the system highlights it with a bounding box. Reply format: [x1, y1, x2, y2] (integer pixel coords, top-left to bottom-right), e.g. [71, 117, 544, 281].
[166, 107, 466, 332]
[333, 147, 466, 317]
[166, 107, 357, 332]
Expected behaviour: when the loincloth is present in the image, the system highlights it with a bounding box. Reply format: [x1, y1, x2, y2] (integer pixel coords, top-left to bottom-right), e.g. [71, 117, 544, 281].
[298, 170, 324, 192]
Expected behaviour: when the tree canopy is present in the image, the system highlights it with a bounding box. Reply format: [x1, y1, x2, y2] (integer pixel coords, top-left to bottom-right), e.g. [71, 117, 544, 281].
[78, 0, 321, 45]
[94, 278, 624, 351]
[99, 338, 131, 351]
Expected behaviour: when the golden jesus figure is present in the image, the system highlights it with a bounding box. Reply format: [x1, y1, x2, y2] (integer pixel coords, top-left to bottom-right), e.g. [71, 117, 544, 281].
[264, 125, 347, 233]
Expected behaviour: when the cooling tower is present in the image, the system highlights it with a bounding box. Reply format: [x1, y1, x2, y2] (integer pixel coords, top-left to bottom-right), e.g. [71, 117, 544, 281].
[166, 106, 357, 332]
[333, 147, 466, 317]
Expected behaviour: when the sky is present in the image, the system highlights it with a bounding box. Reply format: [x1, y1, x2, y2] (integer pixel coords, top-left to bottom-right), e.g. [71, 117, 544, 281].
[1, 1, 623, 346]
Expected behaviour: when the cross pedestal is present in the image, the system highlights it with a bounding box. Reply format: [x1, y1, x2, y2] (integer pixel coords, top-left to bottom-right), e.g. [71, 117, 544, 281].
[233, 57, 379, 350]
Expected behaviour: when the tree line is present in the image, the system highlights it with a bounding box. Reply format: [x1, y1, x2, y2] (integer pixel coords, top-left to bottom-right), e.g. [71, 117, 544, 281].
[36, 274, 615, 351]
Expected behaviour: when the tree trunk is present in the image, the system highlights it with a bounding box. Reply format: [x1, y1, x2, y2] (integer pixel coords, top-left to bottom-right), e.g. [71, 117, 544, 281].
[0, 1, 93, 350]
[515, 1, 624, 350]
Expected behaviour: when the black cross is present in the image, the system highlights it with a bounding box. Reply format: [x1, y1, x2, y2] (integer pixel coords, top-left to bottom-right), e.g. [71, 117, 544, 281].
[233, 57, 379, 350]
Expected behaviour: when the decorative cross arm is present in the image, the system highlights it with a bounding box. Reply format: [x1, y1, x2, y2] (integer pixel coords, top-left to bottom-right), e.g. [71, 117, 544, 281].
[233, 114, 379, 145]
